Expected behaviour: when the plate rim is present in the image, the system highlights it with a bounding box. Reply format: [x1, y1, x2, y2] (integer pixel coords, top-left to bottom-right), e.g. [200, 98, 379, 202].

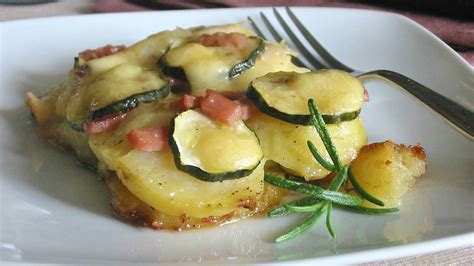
[1, 7, 473, 264]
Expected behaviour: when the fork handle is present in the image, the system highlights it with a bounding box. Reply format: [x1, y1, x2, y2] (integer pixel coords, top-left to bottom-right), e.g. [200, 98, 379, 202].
[358, 70, 474, 139]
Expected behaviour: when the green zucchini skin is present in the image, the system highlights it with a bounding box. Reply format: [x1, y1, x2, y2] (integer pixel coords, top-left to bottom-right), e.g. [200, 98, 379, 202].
[73, 57, 86, 69]
[157, 37, 266, 83]
[157, 54, 188, 82]
[73, 57, 88, 75]
[228, 37, 265, 80]
[157, 54, 191, 94]
[246, 84, 361, 125]
[70, 83, 170, 131]
[168, 111, 262, 182]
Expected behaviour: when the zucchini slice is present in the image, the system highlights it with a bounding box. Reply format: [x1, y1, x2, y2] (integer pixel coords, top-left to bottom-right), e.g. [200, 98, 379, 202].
[159, 41, 306, 96]
[228, 37, 265, 80]
[75, 28, 192, 74]
[157, 50, 188, 81]
[246, 70, 365, 125]
[169, 109, 263, 182]
[73, 57, 88, 73]
[66, 63, 170, 131]
[159, 36, 265, 81]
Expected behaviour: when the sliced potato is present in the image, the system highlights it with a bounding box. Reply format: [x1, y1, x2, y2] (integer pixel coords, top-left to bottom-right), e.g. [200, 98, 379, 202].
[26, 83, 96, 164]
[116, 150, 265, 218]
[106, 172, 285, 230]
[349, 140, 427, 208]
[88, 103, 175, 171]
[246, 112, 367, 180]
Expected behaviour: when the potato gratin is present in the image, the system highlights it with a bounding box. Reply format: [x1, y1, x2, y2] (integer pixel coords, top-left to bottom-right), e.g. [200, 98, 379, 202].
[26, 22, 426, 234]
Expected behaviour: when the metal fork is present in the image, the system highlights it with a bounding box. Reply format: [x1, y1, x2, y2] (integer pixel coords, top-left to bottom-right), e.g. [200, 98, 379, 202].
[248, 7, 474, 139]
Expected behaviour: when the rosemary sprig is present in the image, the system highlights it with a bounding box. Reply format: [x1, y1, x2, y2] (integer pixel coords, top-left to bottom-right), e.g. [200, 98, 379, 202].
[264, 173, 362, 206]
[266, 99, 398, 242]
[308, 99, 342, 170]
[274, 201, 328, 243]
[267, 196, 319, 217]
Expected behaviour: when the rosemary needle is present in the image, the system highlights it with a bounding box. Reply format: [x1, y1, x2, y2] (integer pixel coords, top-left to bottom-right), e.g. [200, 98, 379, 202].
[343, 205, 399, 214]
[328, 165, 348, 191]
[323, 162, 348, 239]
[307, 140, 335, 172]
[308, 99, 342, 169]
[285, 200, 325, 212]
[267, 205, 292, 218]
[275, 203, 328, 243]
[267, 196, 319, 218]
[325, 202, 335, 238]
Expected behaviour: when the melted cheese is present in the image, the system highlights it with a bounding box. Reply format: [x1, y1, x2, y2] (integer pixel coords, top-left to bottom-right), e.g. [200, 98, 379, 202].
[87, 28, 192, 73]
[165, 42, 308, 95]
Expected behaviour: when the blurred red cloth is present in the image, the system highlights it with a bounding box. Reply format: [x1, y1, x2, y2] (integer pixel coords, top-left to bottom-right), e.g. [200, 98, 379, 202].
[91, 0, 473, 65]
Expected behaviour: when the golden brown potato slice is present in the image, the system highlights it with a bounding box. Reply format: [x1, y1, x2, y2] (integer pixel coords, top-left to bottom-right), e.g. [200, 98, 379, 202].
[349, 140, 427, 208]
[246, 112, 367, 180]
[106, 172, 285, 230]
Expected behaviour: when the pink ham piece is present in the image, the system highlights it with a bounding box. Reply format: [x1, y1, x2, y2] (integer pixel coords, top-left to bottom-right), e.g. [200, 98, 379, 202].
[79, 44, 126, 61]
[200, 90, 243, 125]
[83, 112, 128, 134]
[127, 126, 169, 152]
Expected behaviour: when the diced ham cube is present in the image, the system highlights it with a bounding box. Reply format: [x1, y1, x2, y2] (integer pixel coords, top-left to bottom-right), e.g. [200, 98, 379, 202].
[197, 32, 247, 49]
[127, 127, 168, 152]
[234, 99, 256, 121]
[364, 89, 369, 102]
[83, 112, 128, 134]
[200, 90, 242, 125]
[79, 44, 126, 61]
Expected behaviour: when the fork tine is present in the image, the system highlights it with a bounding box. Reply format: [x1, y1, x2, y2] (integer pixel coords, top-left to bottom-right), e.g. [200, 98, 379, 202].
[247, 16, 267, 39]
[272, 7, 326, 70]
[254, 12, 308, 69]
[260, 11, 283, 42]
[285, 7, 354, 72]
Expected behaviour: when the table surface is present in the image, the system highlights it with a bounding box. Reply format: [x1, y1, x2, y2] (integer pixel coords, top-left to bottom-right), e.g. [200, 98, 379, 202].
[1, 0, 472, 264]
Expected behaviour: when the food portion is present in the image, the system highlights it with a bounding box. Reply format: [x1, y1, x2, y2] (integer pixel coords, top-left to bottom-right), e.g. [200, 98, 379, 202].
[25, 22, 427, 239]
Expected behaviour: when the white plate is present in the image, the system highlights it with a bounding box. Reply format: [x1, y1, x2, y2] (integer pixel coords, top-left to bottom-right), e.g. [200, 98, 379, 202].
[1, 7, 473, 264]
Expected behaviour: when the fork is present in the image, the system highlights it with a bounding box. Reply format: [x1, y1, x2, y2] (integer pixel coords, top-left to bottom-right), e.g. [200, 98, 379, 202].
[248, 7, 474, 139]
